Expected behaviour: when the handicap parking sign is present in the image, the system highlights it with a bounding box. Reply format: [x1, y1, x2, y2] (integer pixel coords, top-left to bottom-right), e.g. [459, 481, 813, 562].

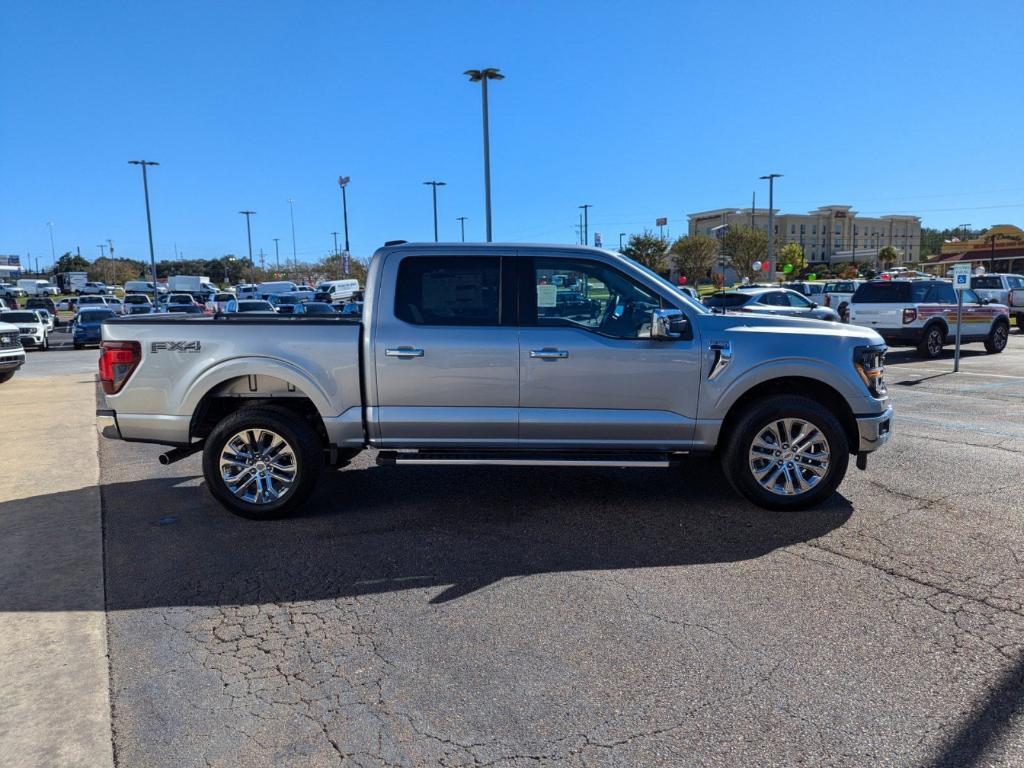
[953, 263, 971, 290]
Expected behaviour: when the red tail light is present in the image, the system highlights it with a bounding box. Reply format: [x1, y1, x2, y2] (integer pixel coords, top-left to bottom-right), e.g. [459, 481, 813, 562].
[902, 308, 917, 324]
[1009, 289, 1015, 307]
[99, 341, 141, 395]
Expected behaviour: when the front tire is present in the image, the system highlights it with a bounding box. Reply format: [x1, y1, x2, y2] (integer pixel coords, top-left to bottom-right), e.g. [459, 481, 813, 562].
[984, 320, 1009, 353]
[917, 325, 945, 359]
[722, 395, 849, 511]
[0, 370, 15, 383]
[202, 406, 323, 519]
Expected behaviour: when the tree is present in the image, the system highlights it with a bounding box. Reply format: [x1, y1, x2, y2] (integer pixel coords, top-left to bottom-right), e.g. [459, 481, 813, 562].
[777, 242, 807, 276]
[838, 264, 859, 279]
[670, 234, 719, 284]
[88, 257, 147, 285]
[54, 251, 90, 273]
[621, 231, 669, 272]
[719, 225, 768, 282]
[878, 245, 899, 267]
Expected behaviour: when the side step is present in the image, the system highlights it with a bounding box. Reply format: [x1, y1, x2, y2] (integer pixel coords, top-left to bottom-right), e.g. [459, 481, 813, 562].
[376, 450, 679, 468]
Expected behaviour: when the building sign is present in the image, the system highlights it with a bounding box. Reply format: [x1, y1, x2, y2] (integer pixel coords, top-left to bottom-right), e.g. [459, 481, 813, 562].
[655, 217, 668, 227]
[0, 255, 21, 267]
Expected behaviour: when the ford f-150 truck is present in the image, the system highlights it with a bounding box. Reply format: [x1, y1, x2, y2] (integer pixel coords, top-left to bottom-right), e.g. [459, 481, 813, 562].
[97, 243, 893, 518]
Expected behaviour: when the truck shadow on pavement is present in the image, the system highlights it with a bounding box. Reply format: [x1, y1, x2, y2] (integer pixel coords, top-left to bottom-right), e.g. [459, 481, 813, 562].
[0, 458, 853, 614]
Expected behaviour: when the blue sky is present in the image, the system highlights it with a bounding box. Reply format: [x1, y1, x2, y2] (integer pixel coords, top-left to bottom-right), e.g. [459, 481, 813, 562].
[2, 0, 1022, 269]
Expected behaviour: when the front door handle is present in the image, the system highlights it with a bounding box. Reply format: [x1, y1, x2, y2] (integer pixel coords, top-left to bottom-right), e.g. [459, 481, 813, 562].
[385, 347, 424, 358]
[530, 349, 569, 359]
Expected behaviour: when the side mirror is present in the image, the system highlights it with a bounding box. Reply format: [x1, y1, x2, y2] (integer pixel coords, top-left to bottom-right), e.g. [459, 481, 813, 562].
[651, 308, 689, 339]
[980, 298, 991, 305]
[809, 301, 819, 309]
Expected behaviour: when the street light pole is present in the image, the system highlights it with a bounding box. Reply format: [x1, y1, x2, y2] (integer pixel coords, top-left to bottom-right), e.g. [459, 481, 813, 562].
[287, 197, 297, 272]
[46, 221, 56, 267]
[464, 68, 504, 242]
[579, 204, 592, 246]
[338, 176, 351, 255]
[331, 231, 339, 258]
[457, 217, 467, 242]
[273, 238, 280, 271]
[759, 173, 782, 277]
[129, 160, 160, 290]
[239, 211, 256, 283]
[423, 181, 446, 242]
[619, 233, 626, 251]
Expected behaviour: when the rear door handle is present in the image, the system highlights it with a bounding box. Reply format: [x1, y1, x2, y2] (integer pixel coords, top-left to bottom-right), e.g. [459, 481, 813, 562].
[385, 347, 424, 358]
[530, 349, 568, 359]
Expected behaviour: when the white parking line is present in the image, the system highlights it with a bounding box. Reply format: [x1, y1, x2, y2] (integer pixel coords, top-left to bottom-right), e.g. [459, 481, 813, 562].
[895, 367, 1024, 380]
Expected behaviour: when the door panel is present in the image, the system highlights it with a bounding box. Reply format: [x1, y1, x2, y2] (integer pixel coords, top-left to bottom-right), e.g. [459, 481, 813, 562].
[372, 254, 519, 446]
[518, 257, 702, 449]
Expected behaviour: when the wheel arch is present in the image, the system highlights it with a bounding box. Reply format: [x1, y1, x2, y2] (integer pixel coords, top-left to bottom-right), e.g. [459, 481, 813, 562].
[718, 376, 859, 454]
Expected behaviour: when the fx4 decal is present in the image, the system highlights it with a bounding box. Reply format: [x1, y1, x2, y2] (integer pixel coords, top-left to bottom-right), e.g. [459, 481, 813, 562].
[151, 341, 201, 353]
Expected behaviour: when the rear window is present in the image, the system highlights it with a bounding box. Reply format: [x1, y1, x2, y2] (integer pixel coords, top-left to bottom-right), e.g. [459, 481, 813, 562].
[826, 281, 857, 293]
[79, 310, 115, 321]
[395, 257, 500, 326]
[703, 293, 750, 308]
[1008, 276, 1024, 289]
[971, 276, 1002, 290]
[853, 282, 912, 303]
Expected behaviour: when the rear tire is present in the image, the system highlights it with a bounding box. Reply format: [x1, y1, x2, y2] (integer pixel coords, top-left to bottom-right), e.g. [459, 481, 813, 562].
[0, 370, 15, 383]
[916, 325, 945, 359]
[984, 320, 1009, 353]
[721, 395, 849, 511]
[202, 406, 323, 520]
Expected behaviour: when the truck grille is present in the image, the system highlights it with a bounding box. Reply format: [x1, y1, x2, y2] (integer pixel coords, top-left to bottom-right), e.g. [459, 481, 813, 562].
[0, 332, 21, 349]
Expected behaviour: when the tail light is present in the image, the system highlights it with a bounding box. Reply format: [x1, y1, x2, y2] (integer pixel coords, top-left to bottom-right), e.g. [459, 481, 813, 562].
[99, 340, 141, 395]
[902, 308, 917, 324]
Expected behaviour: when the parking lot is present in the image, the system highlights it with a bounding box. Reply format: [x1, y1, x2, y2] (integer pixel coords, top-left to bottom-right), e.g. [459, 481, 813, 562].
[2, 333, 1023, 767]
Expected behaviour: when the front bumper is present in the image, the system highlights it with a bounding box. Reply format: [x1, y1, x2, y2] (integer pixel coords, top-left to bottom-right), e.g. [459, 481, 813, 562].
[0, 350, 25, 371]
[20, 333, 44, 347]
[856, 405, 893, 452]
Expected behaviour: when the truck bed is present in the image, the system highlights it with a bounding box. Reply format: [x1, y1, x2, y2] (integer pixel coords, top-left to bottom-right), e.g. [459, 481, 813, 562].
[100, 314, 364, 448]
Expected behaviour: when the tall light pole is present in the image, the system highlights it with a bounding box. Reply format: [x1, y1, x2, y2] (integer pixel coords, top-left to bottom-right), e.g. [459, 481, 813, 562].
[579, 204, 592, 246]
[759, 173, 782, 277]
[331, 231, 339, 259]
[239, 211, 256, 283]
[129, 160, 160, 289]
[273, 238, 280, 271]
[423, 181, 446, 242]
[338, 176, 351, 255]
[619, 233, 626, 251]
[457, 216, 468, 242]
[287, 197, 297, 272]
[46, 221, 56, 267]
[97, 244, 108, 284]
[464, 67, 503, 242]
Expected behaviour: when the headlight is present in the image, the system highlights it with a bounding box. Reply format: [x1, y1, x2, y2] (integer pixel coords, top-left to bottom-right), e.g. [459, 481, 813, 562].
[854, 345, 887, 397]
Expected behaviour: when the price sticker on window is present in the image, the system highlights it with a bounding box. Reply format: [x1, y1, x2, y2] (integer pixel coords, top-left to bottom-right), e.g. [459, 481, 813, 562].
[536, 284, 557, 308]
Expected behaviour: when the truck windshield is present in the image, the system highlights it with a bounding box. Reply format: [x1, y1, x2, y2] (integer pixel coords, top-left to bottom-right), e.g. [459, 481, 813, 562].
[2, 312, 38, 322]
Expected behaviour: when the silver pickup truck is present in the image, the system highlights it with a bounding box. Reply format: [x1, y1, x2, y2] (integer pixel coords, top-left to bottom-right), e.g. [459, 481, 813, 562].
[97, 243, 892, 518]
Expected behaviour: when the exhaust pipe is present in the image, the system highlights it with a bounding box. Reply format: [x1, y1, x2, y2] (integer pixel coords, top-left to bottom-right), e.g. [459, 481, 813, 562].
[159, 442, 204, 465]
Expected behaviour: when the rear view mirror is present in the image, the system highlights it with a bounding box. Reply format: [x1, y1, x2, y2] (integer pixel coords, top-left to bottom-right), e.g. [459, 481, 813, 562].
[651, 308, 689, 339]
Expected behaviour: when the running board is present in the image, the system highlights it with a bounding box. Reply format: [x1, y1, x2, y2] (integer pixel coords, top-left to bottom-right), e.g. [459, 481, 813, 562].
[376, 450, 679, 468]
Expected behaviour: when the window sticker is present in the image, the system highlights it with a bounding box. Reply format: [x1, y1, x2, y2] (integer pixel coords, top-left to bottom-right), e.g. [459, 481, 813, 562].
[536, 284, 557, 308]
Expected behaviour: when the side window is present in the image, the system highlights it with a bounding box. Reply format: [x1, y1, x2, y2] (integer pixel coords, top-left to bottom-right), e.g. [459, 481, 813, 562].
[394, 257, 500, 326]
[530, 258, 662, 339]
[925, 283, 956, 304]
[785, 292, 812, 308]
[760, 292, 788, 307]
[962, 289, 981, 304]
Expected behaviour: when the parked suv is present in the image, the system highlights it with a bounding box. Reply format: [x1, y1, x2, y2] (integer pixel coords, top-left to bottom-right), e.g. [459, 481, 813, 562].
[849, 279, 1010, 358]
[970, 273, 1024, 331]
[0, 320, 25, 383]
[25, 297, 59, 326]
[0, 309, 49, 350]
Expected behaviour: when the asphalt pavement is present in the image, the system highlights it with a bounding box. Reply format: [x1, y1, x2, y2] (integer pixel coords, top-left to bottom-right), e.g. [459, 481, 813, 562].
[3, 333, 1023, 767]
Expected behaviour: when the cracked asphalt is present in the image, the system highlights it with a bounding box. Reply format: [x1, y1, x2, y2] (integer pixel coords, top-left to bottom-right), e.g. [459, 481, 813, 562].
[91, 334, 1024, 767]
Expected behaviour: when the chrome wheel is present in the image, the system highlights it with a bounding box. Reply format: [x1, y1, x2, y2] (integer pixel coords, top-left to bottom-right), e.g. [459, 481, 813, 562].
[748, 418, 831, 497]
[927, 328, 943, 356]
[219, 429, 297, 504]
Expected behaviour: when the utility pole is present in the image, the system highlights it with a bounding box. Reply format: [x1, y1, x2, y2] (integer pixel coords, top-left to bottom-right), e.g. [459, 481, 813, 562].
[457, 217, 467, 242]
[273, 238, 280, 271]
[258, 248, 266, 274]
[464, 68, 504, 242]
[338, 176, 351, 255]
[579, 204, 592, 246]
[331, 231, 339, 258]
[129, 160, 160, 290]
[751, 191, 756, 229]
[759, 173, 782, 277]
[618, 233, 625, 251]
[97, 244, 108, 285]
[423, 181, 446, 241]
[239, 211, 256, 283]
[578, 212, 584, 244]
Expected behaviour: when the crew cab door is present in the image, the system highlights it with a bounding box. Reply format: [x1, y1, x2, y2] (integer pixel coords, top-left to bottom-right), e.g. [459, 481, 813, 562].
[370, 251, 519, 446]
[517, 254, 702, 449]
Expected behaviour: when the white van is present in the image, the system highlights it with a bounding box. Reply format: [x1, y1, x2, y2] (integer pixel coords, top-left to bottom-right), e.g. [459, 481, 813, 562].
[317, 279, 360, 305]
[124, 280, 161, 295]
[257, 281, 299, 299]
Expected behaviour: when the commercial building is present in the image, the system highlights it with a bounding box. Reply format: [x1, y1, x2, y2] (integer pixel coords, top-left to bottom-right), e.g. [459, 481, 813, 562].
[688, 205, 922, 268]
[922, 224, 1024, 275]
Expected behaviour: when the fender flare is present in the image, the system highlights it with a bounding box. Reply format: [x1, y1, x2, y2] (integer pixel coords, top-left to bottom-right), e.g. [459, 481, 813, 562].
[176, 356, 336, 418]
